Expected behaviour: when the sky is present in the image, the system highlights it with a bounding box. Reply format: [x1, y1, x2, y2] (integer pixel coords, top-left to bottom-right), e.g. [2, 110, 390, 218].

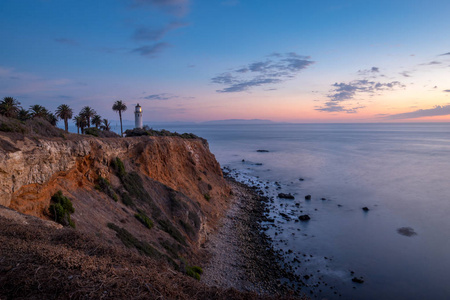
[1, 0, 450, 124]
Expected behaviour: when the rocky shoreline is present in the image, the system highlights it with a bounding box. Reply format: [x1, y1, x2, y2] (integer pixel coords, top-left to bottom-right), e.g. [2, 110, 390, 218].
[202, 175, 307, 299]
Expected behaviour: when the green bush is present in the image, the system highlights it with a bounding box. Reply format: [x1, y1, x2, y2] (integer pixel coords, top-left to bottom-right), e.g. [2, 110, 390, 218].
[203, 193, 211, 201]
[124, 127, 203, 140]
[84, 127, 100, 137]
[135, 210, 153, 229]
[107, 223, 160, 258]
[183, 260, 203, 280]
[121, 192, 135, 207]
[48, 191, 75, 228]
[158, 219, 186, 246]
[179, 219, 195, 238]
[97, 176, 118, 201]
[111, 157, 126, 178]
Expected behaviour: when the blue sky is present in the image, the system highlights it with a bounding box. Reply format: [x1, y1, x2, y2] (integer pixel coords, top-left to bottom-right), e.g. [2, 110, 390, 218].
[1, 0, 450, 123]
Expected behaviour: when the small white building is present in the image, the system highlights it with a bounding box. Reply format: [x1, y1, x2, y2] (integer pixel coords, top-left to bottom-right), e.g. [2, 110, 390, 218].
[135, 103, 143, 129]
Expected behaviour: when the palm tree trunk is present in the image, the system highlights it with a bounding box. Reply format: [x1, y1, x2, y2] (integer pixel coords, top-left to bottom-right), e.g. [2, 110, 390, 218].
[64, 118, 69, 132]
[77, 126, 80, 134]
[119, 111, 123, 137]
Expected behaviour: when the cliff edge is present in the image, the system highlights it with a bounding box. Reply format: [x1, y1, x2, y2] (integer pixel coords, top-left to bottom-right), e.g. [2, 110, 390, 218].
[0, 126, 231, 264]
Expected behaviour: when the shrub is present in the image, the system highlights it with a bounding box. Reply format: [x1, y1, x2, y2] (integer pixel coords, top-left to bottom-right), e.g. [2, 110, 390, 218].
[121, 192, 135, 207]
[124, 127, 204, 141]
[48, 191, 75, 228]
[135, 210, 153, 229]
[158, 219, 186, 246]
[84, 127, 100, 137]
[111, 157, 126, 178]
[107, 223, 160, 258]
[203, 193, 211, 201]
[97, 176, 118, 201]
[182, 259, 203, 280]
[179, 219, 195, 238]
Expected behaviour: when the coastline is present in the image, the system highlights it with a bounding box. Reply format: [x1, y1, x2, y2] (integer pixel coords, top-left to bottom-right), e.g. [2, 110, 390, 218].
[201, 176, 306, 299]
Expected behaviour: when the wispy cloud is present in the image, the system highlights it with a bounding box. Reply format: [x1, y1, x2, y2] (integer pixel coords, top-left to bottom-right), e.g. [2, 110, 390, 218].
[132, 42, 171, 57]
[385, 105, 450, 120]
[54, 38, 78, 46]
[129, 0, 190, 16]
[443, 89, 450, 93]
[141, 93, 194, 100]
[212, 52, 314, 93]
[421, 61, 442, 66]
[357, 66, 380, 75]
[316, 79, 404, 113]
[400, 71, 411, 77]
[143, 93, 176, 100]
[133, 21, 188, 41]
[439, 52, 450, 56]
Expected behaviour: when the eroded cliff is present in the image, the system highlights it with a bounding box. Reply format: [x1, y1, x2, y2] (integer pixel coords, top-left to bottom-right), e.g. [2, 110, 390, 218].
[0, 130, 231, 263]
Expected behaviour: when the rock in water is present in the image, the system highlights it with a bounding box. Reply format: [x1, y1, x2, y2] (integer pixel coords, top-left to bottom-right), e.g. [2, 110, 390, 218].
[352, 277, 364, 284]
[256, 150, 269, 152]
[362, 207, 369, 212]
[397, 227, 417, 237]
[299, 215, 310, 221]
[278, 193, 295, 199]
[304, 195, 311, 200]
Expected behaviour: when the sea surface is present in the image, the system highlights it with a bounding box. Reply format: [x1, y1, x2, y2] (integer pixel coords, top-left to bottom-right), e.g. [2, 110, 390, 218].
[137, 123, 450, 299]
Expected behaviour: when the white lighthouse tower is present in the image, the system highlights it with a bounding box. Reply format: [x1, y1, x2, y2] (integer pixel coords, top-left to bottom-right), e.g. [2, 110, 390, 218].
[135, 103, 143, 129]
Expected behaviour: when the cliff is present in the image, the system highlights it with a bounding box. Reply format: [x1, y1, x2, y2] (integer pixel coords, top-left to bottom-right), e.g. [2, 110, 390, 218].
[0, 128, 231, 263]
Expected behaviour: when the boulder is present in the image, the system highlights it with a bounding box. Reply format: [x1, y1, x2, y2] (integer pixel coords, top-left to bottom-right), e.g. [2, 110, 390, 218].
[299, 215, 310, 221]
[278, 193, 295, 199]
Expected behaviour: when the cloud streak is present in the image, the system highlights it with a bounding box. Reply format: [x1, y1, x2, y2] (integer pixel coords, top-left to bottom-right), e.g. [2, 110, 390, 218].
[54, 38, 78, 46]
[212, 52, 314, 93]
[143, 93, 176, 100]
[316, 79, 405, 113]
[133, 21, 188, 41]
[132, 42, 170, 57]
[385, 105, 450, 119]
[130, 0, 190, 16]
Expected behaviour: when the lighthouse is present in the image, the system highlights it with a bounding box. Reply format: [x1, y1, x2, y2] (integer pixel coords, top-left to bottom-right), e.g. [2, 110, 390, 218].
[135, 103, 143, 129]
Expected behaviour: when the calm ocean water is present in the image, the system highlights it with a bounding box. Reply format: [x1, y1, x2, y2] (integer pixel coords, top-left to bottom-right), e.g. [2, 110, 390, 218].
[145, 123, 450, 300]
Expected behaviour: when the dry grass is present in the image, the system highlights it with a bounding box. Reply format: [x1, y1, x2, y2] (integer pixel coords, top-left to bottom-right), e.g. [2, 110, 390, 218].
[0, 213, 301, 300]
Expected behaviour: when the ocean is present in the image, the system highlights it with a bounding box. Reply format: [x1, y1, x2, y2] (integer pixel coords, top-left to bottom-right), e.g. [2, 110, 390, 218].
[148, 123, 450, 300]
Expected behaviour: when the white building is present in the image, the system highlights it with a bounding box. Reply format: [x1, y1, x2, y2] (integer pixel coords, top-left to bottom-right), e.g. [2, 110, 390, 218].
[135, 103, 143, 129]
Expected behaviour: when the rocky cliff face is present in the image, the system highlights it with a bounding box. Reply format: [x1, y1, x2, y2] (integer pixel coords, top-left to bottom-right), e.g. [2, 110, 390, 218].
[0, 131, 231, 261]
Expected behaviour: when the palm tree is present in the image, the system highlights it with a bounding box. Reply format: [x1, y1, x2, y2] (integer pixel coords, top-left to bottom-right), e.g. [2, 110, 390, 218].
[101, 119, 111, 131]
[47, 112, 58, 126]
[92, 114, 102, 129]
[29, 104, 49, 119]
[80, 106, 96, 128]
[0, 97, 21, 118]
[55, 104, 73, 132]
[73, 115, 85, 134]
[112, 100, 127, 137]
[17, 108, 30, 121]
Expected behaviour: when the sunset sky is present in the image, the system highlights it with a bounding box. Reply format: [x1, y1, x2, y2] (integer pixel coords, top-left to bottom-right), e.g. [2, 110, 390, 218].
[1, 0, 450, 123]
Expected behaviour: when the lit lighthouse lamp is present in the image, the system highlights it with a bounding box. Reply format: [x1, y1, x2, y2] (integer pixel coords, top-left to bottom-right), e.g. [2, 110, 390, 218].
[135, 103, 143, 129]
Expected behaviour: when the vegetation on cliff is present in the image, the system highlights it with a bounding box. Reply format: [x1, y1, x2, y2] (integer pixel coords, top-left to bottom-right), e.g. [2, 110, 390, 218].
[48, 191, 75, 228]
[124, 125, 203, 140]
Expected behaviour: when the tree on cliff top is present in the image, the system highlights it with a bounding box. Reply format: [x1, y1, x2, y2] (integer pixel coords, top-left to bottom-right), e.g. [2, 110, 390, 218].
[101, 118, 111, 131]
[74, 114, 86, 134]
[112, 100, 127, 137]
[0, 97, 21, 118]
[92, 114, 102, 129]
[55, 104, 73, 133]
[80, 106, 96, 128]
